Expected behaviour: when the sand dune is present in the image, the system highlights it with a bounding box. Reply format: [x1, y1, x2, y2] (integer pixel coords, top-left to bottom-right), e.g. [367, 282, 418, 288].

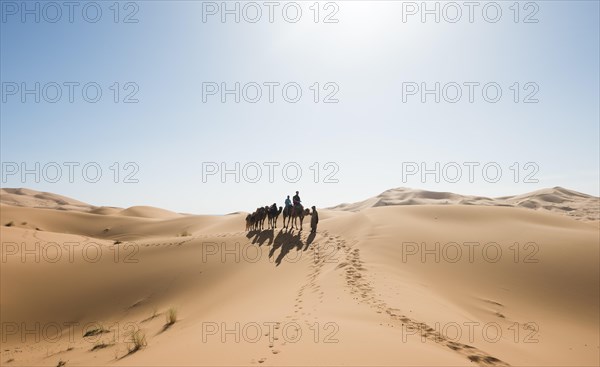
[329, 187, 599, 222]
[117, 206, 183, 219]
[1, 188, 598, 366]
[88, 207, 123, 216]
[1, 188, 183, 221]
[0, 188, 94, 212]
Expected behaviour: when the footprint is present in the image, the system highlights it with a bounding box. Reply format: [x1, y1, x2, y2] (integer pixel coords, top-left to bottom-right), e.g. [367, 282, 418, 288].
[337, 235, 508, 367]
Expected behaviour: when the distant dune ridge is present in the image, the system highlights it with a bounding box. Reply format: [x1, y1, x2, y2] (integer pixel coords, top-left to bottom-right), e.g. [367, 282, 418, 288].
[0, 188, 182, 219]
[328, 186, 599, 222]
[0, 187, 95, 212]
[1, 187, 598, 366]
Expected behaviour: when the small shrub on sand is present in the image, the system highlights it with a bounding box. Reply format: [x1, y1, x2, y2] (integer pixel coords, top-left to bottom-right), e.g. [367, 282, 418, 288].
[128, 330, 147, 353]
[5, 221, 14, 227]
[166, 307, 177, 326]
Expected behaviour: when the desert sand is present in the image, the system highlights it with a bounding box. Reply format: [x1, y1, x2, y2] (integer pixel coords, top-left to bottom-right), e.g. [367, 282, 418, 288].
[1, 187, 598, 366]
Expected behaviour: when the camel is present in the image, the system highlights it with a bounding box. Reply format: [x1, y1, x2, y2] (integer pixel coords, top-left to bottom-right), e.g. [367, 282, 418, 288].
[247, 211, 259, 231]
[291, 205, 310, 230]
[282, 205, 293, 228]
[260, 206, 269, 229]
[253, 207, 263, 230]
[268, 206, 283, 229]
[245, 214, 253, 231]
[247, 208, 263, 231]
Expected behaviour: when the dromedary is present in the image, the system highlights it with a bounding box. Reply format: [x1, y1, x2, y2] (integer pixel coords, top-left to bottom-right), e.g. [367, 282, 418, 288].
[291, 205, 310, 230]
[282, 205, 293, 228]
[268, 206, 283, 229]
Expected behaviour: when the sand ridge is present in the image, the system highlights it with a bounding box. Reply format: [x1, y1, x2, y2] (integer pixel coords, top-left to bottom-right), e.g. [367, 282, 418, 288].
[329, 186, 599, 222]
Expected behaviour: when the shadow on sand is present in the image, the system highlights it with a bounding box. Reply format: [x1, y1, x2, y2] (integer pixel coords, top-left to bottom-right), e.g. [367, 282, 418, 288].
[246, 227, 316, 266]
[247, 229, 274, 246]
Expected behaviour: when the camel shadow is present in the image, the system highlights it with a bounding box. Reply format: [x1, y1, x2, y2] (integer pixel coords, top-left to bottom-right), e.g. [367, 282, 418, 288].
[255, 229, 274, 246]
[270, 228, 305, 266]
[246, 230, 259, 240]
[246, 229, 274, 247]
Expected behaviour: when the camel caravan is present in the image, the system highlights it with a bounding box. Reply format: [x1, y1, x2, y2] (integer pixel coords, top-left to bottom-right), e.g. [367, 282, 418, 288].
[245, 191, 315, 231]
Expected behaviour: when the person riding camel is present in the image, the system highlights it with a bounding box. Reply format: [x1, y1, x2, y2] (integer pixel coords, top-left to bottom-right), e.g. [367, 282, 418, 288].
[293, 191, 301, 209]
[285, 195, 292, 210]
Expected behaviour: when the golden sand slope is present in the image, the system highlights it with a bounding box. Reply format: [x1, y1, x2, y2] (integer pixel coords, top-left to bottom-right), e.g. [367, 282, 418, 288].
[1, 190, 598, 366]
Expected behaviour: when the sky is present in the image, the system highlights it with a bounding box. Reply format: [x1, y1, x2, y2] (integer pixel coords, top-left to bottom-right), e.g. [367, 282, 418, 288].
[1, 0, 599, 214]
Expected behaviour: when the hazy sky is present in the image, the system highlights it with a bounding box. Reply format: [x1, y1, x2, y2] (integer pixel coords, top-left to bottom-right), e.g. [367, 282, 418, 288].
[1, 1, 599, 214]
